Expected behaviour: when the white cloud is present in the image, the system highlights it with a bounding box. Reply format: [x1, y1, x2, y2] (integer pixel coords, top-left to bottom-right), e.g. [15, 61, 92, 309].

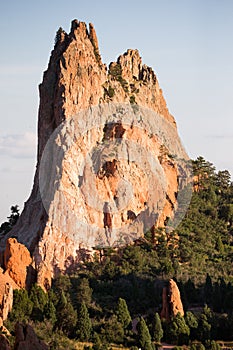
[0, 132, 37, 158]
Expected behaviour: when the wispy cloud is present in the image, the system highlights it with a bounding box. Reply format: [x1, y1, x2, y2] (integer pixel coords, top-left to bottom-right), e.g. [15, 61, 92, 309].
[206, 134, 233, 139]
[0, 132, 37, 158]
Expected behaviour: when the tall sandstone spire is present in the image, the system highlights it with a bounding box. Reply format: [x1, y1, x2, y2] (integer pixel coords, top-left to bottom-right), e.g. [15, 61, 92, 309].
[0, 20, 190, 289]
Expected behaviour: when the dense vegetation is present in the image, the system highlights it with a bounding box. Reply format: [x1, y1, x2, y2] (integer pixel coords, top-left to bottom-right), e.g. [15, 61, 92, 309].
[2, 157, 233, 349]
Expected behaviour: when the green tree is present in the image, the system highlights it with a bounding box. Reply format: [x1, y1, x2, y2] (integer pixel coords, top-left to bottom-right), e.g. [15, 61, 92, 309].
[204, 274, 213, 306]
[44, 299, 57, 325]
[197, 314, 211, 342]
[152, 313, 163, 343]
[54, 26, 65, 45]
[9, 289, 33, 322]
[92, 332, 102, 350]
[116, 298, 131, 330]
[192, 157, 216, 190]
[167, 313, 190, 345]
[101, 315, 124, 344]
[55, 291, 77, 336]
[208, 340, 221, 350]
[0, 205, 20, 235]
[30, 284, 48, 321]
[137, 317, 154, 350]
[53, 275, 71, 295]
[185, 311, 198, 340]
[190, 343, 205, 350]
[219, 204, 233, 226]
[77, 278, 93, 307]
[76, 302, 92, 342]
[216, 170, 231, 189]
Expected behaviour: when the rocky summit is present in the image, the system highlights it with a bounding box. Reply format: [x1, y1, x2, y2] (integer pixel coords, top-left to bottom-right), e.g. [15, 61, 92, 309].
[0, 20, 192, 289]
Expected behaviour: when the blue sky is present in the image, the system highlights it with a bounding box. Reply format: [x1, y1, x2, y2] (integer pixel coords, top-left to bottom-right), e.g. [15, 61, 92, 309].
[0, 0, 233, 222]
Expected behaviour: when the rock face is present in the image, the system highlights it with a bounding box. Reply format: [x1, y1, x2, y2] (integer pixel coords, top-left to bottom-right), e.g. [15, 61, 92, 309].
[14, 323, 48, 350]
[0, 20, 191, 289]
[161, 279, 184, 320]
[0, 238, 31, 322]
[0, 267, 19, 321]
[3, 238, 32, 288]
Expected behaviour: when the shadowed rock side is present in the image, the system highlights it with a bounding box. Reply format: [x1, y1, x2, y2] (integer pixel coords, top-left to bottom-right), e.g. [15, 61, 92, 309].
[14, 323, 48, 350]
[0, 334, 10, 350]
[0, 20, 190, 289]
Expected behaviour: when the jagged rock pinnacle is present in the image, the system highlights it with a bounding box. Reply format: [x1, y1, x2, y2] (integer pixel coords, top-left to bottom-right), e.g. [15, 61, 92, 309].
[0, 20, 191, 290]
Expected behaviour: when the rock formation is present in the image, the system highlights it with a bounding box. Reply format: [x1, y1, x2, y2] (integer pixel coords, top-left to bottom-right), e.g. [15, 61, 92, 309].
[0, 20, 192, 289]
[3, 238, 32, 288]
[0, 238, 32, 321]
[0, 267, 19, 321]
[14, 323, 48, 350]
[161, 279, 184, 320]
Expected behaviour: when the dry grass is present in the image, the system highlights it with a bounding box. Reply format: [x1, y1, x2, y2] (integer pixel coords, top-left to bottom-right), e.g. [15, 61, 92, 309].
[73, 343, 129, 350]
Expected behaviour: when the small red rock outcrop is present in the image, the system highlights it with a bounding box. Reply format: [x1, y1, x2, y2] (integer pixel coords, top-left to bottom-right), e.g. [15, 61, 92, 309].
[161, 279, 184, 320]
[3, 238, 32, 288]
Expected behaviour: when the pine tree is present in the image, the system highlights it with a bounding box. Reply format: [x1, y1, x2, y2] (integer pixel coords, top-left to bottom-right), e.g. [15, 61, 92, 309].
[44, 299, 57, 325]
[209, 340, 221, 350]
[58, 290, 67, 309]
[0, 205, 20, 235]
[55, 291, 77, 336]
[167, 313, 190, 345]
[54, 27, 65, 46]
[137, 317, 154, 350]
[204, 274, 213, 306]
[9, 289, 33, 322]
[76, 302, 92, 342]
[152, 313, 163, 343]
[77, 278, 93, 307]
[116, 298, 132, 330]
[185, 311, 198, 340]
[101, 315, 124, 344]
[30, 284, 48, 321]
[92, 332, 102, 350]
[197, 313, 211, 342]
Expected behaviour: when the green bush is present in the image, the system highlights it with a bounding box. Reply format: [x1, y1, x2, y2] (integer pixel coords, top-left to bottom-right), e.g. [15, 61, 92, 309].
[9, 289, 33, 322]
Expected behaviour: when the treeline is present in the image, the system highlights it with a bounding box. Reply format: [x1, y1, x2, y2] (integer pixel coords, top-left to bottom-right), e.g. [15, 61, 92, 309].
[5, 276, 233, 349]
